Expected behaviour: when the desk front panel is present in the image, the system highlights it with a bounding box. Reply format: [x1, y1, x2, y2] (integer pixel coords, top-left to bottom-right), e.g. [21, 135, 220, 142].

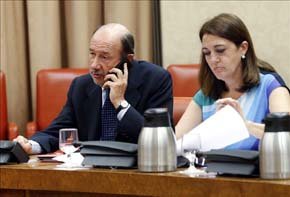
[1, 162, 290, 196]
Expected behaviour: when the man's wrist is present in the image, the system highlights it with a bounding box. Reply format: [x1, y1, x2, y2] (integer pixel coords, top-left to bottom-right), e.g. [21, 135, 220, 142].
[116, 100, 130, 113]
[29, 140, 42, 154]
[116, 103, 131, 121]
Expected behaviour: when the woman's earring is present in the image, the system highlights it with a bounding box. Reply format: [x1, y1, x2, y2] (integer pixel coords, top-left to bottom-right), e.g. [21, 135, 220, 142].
[241, 54, 246, 59]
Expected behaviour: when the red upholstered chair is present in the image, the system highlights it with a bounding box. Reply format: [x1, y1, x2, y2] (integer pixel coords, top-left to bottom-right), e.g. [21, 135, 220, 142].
[167, 64, 200, 125]
[167, 64, 200, 97]
[26, 68, 88, 138]
[173, 97, 192, 126]
[0, 71, 19, 140]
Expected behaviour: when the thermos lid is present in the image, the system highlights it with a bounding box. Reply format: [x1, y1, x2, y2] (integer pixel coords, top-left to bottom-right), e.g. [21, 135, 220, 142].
[144, 108, 171, 127]
[264, 112, 290, 132]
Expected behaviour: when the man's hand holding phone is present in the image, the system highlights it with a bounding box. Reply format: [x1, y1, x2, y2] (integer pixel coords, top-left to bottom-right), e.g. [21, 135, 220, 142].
[103, 62, 129, 108]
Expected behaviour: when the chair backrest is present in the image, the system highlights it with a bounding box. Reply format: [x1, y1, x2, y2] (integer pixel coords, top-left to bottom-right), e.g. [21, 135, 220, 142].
[36, 68, 88, 130]
[0, 71, 8, 139]
[167, 64, 200, 97]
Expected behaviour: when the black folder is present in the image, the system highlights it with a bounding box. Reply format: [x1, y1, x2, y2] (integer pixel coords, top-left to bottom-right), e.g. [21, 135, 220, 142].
[197, 149, 259, 176]
[79, 141, 137, 168]
[0, 140, 29, 164]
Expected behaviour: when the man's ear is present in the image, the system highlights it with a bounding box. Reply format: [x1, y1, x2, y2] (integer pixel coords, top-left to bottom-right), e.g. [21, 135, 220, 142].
[127, 54, 134, 62]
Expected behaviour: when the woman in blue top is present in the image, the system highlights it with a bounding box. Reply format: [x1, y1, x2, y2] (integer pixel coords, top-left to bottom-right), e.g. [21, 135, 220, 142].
[176, 13, 290, 150]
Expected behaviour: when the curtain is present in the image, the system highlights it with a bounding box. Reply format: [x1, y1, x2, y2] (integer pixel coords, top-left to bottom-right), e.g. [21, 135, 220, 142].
[0, 0, 153, 134]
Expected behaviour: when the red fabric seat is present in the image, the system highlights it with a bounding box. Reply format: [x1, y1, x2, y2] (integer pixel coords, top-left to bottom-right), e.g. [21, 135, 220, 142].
[173, 97, 192, 126]
[0, 71, 19, 140]
[26, 68, 88, 138]
[167, 64, 200, 97]
[167, 64, 200, 125]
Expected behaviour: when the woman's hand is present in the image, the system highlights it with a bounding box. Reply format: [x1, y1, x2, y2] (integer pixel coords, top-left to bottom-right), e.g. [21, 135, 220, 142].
[215, 97, 244, 119]
[215, 98, 265, 139]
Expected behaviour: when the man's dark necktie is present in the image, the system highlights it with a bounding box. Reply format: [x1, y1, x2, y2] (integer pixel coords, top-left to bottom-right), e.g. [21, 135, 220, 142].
[100, 89, 118, 140]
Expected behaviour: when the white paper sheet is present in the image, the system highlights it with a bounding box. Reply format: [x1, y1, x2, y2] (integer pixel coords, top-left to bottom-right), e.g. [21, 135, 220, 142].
[52, 152, 84, 167]
[177, 105, 249, 154]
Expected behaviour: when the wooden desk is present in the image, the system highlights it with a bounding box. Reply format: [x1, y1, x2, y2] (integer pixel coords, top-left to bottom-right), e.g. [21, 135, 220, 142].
[1, 160, 290, 197]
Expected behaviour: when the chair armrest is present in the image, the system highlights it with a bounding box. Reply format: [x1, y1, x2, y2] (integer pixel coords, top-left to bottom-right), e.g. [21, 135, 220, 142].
[8, 122, 19, 140]
[26, 121, 37, 138]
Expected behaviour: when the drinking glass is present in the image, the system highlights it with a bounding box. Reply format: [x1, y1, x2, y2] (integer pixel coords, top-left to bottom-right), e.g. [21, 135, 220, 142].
[182, 141, 202, 175]
[59, 128, 79, 160]
[180, 135, 213, 177]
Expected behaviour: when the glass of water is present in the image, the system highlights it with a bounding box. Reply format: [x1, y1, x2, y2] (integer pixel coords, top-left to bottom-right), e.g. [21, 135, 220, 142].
[180, 135, 215, 177]
[59, 128, 79, 159]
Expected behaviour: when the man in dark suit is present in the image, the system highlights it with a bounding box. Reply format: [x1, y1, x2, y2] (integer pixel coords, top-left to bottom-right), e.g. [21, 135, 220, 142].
[15, 23, 173, 154]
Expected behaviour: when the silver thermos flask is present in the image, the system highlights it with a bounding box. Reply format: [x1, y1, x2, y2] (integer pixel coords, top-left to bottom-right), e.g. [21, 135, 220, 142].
[260, 112, 290, 179]
[138, 108, 177, 172]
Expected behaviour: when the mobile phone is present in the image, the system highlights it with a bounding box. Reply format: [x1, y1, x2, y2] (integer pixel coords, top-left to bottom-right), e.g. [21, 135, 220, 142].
[114, 56, 128, 74]
[107, 56, 130, 82]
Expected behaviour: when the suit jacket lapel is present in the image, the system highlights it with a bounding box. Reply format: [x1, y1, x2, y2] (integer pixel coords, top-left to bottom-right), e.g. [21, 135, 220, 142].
[83, 80, 102, 140]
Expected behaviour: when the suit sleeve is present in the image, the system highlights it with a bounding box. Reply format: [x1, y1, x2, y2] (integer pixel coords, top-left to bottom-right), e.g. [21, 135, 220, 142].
[30, 79, 78, 153]
[116, 71, 173, 143]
